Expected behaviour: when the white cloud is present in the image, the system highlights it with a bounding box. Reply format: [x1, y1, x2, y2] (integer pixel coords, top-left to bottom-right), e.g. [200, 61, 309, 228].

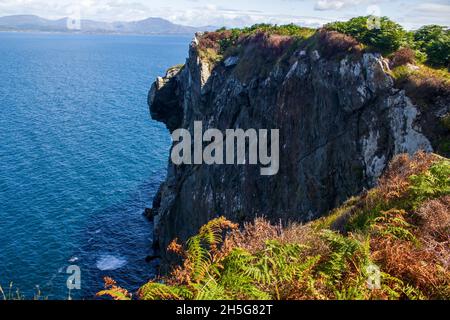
[401, 2, 450, 29]
[313, 0, 390, 11]
[0, 0, 447, 28]
[414, 2, 450, 15]
[0, 1, 324, 26]
[0, 0, 151, 21]
[166, 5, 328, 28]
[314, 0, 365, 10]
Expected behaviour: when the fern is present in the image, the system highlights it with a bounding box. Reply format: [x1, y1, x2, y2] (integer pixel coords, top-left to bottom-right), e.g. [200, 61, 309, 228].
[371, 209, 417, 243]
[380, 273, 426, 300]
[222, 241, 321, 299]
[219, 248, 272, 300]
[191, 276, 228, 300]
[96, 277, 132, 300]
[198, 216, 234, 249]
[178, 217, 238, 284]
[97, 289, 132, 301]
[186, 235, 212, 283]
[139, 282, 193, 300]
[319, 230, 364, 284]
[334, 284, 367, 300]
[138, 217, 239, 300]
[409, 160, 450, 208]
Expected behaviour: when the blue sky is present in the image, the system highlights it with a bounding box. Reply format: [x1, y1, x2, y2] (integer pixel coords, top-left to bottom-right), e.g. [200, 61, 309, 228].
[0, 0, 448, 29]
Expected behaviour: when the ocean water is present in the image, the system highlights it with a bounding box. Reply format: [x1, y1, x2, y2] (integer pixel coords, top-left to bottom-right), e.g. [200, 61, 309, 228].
[0, 32, 191, 299]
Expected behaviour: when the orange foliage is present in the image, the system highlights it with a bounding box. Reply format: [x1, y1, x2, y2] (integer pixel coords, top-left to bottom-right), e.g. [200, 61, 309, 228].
[377, 151, 438, 201]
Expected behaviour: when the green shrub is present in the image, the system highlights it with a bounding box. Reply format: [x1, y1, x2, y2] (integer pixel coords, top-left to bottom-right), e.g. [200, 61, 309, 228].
[326, 16, 409, 54]
[414, 25, 450, 68]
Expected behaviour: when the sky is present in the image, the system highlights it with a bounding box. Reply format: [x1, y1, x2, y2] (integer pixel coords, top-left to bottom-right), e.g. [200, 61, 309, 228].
[0, 0, 448, 29]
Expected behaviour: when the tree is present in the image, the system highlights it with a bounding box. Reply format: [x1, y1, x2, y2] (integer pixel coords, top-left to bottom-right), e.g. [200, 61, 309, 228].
[414, 25, 450, 68]
[326, 16, 409, 54]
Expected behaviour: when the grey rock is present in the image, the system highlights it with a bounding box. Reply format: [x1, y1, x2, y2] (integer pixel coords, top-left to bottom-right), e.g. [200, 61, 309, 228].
[224, 56, 239, 67]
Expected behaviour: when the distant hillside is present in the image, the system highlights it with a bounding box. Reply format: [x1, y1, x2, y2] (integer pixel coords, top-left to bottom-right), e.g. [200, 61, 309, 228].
[0, 15, 215, 34]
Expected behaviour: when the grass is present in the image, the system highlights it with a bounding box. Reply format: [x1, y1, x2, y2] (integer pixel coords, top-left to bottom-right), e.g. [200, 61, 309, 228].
[0, 282, 45, 300]
[98, 152, 450, 300]
[390, 63, 450, 83]
[389, 63, 450, 113]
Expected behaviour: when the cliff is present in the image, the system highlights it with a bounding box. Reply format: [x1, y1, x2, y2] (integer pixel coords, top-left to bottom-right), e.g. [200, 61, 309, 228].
[148, 29, 449, 268]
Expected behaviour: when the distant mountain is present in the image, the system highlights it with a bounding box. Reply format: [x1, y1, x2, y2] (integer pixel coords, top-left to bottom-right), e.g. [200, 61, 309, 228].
[0, 15, 215, 34]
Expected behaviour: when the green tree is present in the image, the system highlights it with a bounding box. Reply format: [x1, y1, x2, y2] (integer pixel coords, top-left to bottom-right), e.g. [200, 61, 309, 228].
[414, 25, 450, 68]
[326, 16, 409, 54]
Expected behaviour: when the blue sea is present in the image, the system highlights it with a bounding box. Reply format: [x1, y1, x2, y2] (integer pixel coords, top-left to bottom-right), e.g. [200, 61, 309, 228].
[0, 32, 191, 299]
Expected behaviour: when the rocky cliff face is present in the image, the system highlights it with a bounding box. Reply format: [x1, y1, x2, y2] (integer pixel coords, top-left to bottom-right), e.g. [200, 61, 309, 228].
[148, 33, 449, 268]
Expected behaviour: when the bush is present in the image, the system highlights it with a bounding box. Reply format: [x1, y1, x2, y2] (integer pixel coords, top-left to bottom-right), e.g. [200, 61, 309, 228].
[414, 25, 450, 68]
[326, 16, 409, 55]
[390, 47, 416, 68]
[317, 30, 362, 58]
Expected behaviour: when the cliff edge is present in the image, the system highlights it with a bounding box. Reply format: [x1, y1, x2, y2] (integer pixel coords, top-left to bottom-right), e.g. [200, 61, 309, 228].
[148, 28, 449, 269]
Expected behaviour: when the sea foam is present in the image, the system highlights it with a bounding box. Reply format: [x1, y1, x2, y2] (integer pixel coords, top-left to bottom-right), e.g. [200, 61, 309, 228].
[96, 254, 127, 271]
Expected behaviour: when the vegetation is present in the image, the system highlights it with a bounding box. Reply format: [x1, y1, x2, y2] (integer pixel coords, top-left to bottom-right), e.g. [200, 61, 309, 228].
[214, 24, 316, 54]
[390, 47, 418, 68]
[195, 16, 449, 73]
[99, 152, 450, 300]
[388, 62, 449, 118]
[315, 29, 362, 59]
[325, 16, 409, 55]
[414, 25, 450, 68]
[325, 17, 449, 69]
[197, 24, 315, 68]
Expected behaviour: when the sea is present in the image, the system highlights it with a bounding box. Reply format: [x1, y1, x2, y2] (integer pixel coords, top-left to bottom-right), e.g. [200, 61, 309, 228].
[0, 32, 191, 299]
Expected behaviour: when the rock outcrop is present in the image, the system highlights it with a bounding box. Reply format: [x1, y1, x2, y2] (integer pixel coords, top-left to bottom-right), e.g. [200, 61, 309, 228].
[148, 33, 449, 269]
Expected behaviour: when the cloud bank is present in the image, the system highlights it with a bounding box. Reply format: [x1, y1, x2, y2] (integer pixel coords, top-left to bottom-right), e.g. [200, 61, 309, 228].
[0, 0, 448, 29]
